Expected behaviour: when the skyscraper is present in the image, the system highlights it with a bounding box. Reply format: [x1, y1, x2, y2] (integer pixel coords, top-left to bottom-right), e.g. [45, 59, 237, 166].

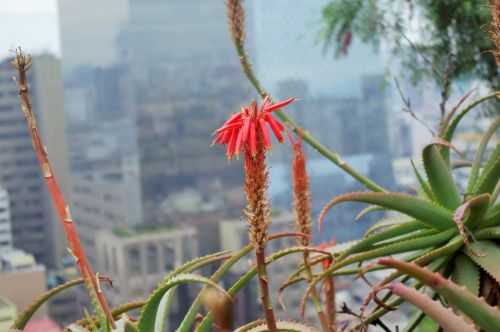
[0, 54, 71, 268]
[58, 0, 252, 228]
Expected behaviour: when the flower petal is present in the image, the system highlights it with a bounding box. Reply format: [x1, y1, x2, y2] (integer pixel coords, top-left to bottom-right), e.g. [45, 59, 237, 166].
[264, 97, 295, 113]
[240, 116, 251, 144]
[215, 121, 243, 134]
[249, 121, 257, 157]
[265, 113, 285, 143]
[259, 118, 272, 150]
[223, 112, 243, 126]
[234, 123, 246, 157]
[227, 128, 239, 159]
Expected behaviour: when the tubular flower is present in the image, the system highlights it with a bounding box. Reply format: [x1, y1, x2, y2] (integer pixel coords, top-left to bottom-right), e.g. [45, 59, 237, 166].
[212, 97, 295, 159]
[289, 131, 312, 247]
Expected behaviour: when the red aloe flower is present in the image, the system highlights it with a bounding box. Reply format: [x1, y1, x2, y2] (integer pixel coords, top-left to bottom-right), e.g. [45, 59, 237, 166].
[213, 96, 294, 159]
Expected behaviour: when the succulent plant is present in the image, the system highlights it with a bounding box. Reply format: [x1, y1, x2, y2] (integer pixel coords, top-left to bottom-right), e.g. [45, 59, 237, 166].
[7, 1, 500, 332]
[308, 107, 500, 330]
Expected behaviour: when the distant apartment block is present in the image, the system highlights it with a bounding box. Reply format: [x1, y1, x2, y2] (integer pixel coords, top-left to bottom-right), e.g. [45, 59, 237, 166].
[94, 226, 198, 327]
[0, 249, 47, 319]
[71, 170, 143, 266]
[0, 55, 71, 268]
[0, 186, 12, 251]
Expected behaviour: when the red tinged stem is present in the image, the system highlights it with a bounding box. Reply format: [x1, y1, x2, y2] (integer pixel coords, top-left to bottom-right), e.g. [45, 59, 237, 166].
[12, 51, 115, 328]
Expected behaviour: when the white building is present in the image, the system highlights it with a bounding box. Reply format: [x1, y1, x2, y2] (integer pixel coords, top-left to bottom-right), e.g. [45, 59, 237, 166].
[0, 186, 12, 252]
[94, 226, 198, 320]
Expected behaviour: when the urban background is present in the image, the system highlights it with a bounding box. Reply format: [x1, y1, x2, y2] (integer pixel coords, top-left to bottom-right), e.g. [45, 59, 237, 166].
[0, 1, 494, 331]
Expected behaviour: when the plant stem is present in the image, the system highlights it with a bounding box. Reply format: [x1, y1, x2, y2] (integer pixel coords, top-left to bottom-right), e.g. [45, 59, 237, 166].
[256, 247, 277, 332]
[303, 252, 332, 332]
[12, 49, 115, 328]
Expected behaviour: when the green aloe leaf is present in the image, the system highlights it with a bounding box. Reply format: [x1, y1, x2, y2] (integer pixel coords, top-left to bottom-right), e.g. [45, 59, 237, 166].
[441, 92, 500, 162]
[379, 257, 500, 332]
[452, 254, 480, 295]
[482, 204, 500, 227]
[463, 240, 500, 284]
[466, 117, 500, 193]
[137, 274, 230, 332]
[388, 282, 475, 332]
[473, 145, 500, 195]
[410, 160, 435, 200]
[423, 145, 461, 209]
[364, 217, 416, 237]
[320, 192, 454, 231]
[12, 277, 94, 329]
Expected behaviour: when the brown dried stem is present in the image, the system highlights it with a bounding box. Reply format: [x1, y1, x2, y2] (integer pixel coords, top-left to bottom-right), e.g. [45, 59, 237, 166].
[11, 48, 115, 328]
[290, 132, 332, 331]
[490, 0, 500, 66]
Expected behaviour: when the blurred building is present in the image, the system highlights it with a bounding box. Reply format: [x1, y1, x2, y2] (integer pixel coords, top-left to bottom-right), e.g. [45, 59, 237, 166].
[71, 170, 143, 266]
[58, 0, 251, 231]
[0, 249, 47, 319]
[0, 296, 16, 331]
[94, 226, 198, 327]
[0, 186, 12, 252]
[0, 55, 71, 269]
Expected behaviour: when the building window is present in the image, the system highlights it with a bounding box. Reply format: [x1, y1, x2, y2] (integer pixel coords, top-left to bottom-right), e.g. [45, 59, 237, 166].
[146, 244, 158, 274]
[162, 245, 175, 271]
[127, 246, 141, 275]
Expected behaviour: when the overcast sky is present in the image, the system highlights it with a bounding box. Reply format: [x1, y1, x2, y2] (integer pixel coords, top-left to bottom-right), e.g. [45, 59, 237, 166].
[0, 1, 60, 58]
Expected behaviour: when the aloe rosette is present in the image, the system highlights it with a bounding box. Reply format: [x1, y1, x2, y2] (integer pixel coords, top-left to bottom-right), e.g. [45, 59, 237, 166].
[307, 110, 500, 330]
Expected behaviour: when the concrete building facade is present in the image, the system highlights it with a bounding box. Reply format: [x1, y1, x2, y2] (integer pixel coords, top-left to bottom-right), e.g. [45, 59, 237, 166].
[0, 249, 47, 319]
[94, 226, 198, 328]
[0, 55, 71, 268]
[0, 186, 12, 251]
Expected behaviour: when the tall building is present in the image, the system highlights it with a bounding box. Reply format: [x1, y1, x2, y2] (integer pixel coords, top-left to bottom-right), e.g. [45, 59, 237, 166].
[0, 55, 71, 268]
[71, 170, 143, 266]
[58, 0, 252, 231]
[0, 186, 12, 252]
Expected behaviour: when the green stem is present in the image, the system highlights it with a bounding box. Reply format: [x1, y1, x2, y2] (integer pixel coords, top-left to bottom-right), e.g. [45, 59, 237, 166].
[255, 247, 278, 332]
[303, 252, 332, 332]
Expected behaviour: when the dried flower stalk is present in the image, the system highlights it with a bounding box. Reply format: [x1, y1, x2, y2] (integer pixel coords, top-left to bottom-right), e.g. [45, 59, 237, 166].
[490, 0, 500, 65]
[290, 132, 333, 331]
[12, 49, 115, 328]
[243, 141, 277, 331]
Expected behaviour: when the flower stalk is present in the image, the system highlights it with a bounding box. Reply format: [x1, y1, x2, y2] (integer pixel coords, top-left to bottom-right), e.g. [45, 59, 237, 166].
[213, 98, 294, 331]
[12, 49, 115, 328]
[243, 141, 277, 331]
[290, 132, 332, 331]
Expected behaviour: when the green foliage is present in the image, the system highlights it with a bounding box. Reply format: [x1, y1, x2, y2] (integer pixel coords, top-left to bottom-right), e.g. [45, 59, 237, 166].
[322, 0, 499, 87]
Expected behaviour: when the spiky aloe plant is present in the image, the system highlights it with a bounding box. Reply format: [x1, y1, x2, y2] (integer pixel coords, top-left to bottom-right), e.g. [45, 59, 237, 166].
[306, 111, 499, 330]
